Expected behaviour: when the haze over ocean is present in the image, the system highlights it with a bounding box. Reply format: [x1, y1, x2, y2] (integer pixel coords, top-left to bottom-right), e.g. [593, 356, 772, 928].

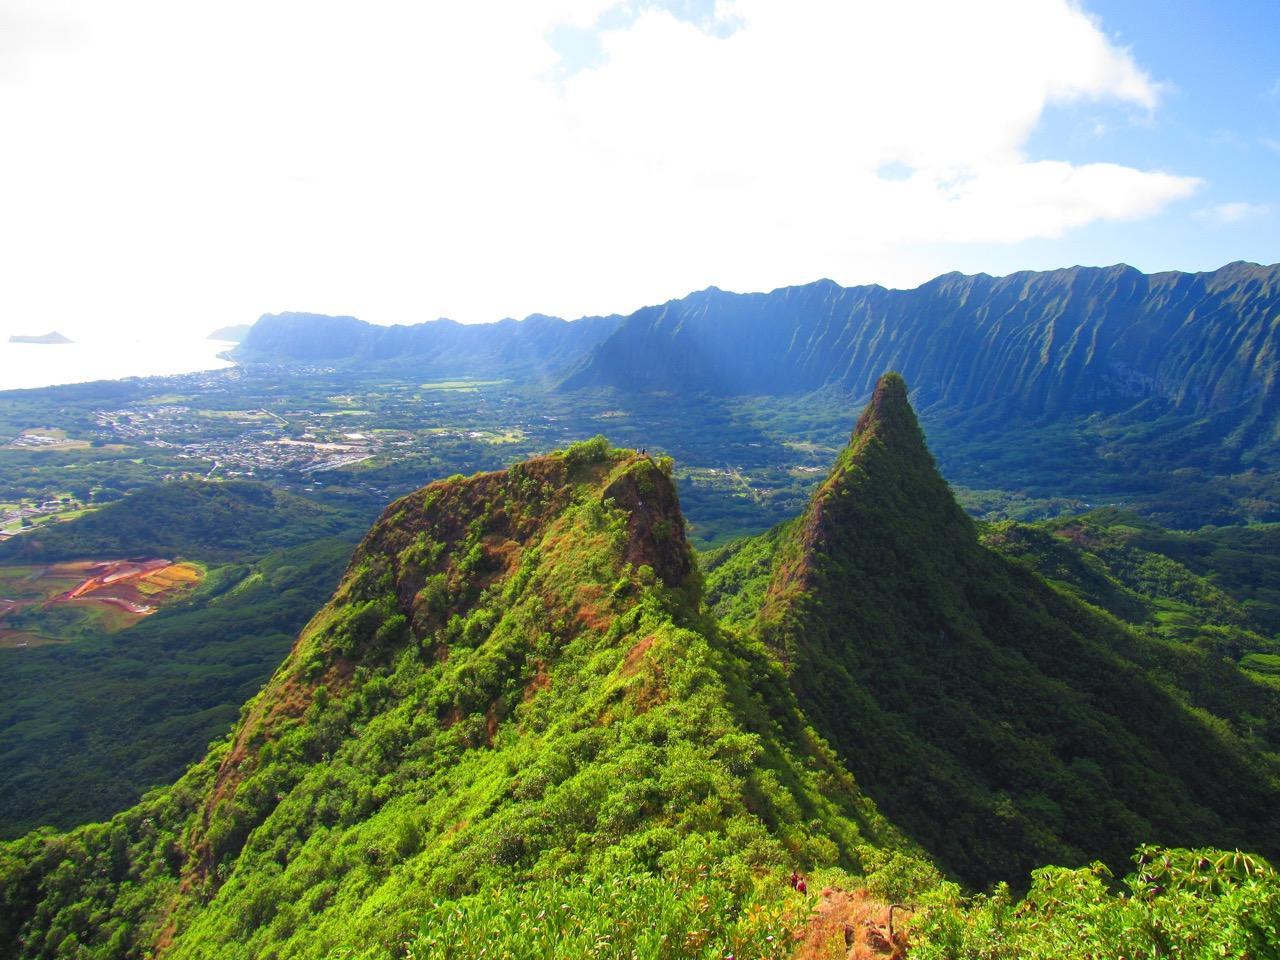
[0, 338, 235, 391]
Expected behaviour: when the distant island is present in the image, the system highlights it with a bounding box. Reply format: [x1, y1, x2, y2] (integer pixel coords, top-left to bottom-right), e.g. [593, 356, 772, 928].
[207, 324, 251, 343]
[8, 331, 72, 345]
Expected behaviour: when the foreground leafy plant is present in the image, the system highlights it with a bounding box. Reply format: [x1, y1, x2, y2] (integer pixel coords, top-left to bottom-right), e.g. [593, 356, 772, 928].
[911, 846, 1280, 959]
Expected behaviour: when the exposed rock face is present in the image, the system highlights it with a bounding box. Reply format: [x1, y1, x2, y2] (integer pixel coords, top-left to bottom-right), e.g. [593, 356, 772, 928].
[601, 457, 694, 588]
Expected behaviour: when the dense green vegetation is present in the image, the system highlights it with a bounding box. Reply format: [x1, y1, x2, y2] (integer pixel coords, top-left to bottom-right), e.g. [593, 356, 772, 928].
[0, 480, 363, 563]
[2, 378, 1277, 957]
[406, 868, 802, 959]
[1002, 509, 1280, 638]
[0, 541, 352, 837]
[706, 375, 1280, 888]
[0, 441, 905, 958]
[0, 480, 363, 836]
[908, 846, 1280, 959]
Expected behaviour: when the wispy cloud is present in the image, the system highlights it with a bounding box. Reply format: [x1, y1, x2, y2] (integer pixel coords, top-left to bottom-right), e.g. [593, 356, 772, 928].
[1195, 202, 1274, 225]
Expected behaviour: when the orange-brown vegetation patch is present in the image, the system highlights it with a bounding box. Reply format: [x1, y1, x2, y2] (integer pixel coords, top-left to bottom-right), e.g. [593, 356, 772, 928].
[1053, 523, 1100, 549]
[485, 702, 500, 744]
[523, 660, 551, 701]
[601, 457, 693, 588]
[484, 536, 522, 573]
[611, 634, 667, 714]
[620, 633, 658, 678]
[573, 582, 614, 632]
[792, 888, 908, 960]
[137, 562, 202, 593]
[628, 671, 668, 715]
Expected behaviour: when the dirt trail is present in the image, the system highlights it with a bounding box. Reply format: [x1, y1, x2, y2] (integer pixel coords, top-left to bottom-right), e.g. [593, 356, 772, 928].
[792, 888, 908, 960]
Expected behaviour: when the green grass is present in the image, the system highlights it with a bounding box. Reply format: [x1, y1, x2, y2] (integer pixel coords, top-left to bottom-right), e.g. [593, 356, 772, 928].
[418, 379, 508, 391]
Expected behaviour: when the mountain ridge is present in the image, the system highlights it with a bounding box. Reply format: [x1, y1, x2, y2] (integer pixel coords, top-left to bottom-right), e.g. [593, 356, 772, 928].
[0, 438, 904, 957]
[233, 262, 1280, 474]
[236, 310, 623, 378]
[561, 261, 1280, 423]
[4, 378, 1280, 955]
[708, 373, 1280, 886]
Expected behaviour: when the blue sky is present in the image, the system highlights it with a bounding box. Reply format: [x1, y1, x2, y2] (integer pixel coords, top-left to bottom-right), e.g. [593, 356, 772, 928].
[957, 0, 1279, 277]
[0, 0, 1275, 340]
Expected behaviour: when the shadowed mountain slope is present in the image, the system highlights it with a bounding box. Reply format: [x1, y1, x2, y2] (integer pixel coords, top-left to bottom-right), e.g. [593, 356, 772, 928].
[563, 263, 1280, 427]
[707, 374, 1280, 887]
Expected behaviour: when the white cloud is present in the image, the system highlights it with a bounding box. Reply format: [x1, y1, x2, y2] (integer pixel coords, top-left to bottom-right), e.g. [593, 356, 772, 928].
[1195, 201, 1274, 225]
[0, 0, 1198, 339]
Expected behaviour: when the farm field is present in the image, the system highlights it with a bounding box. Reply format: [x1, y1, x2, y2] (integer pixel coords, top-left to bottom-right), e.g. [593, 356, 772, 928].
[0, 559, 203, 647]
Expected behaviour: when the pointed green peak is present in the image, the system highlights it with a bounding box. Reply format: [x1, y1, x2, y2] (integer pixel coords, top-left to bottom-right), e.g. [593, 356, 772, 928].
[759, 370, 972, 654]
[809, 371, 972, 554]
[822, 371, 939, 496]
[848, 371, 927, 453]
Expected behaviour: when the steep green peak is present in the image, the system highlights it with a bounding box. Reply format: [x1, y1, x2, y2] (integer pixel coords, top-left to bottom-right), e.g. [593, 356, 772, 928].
[825, 371, 950, 506]
[848, 371, 924, 451]
[761, 373, 973, 628]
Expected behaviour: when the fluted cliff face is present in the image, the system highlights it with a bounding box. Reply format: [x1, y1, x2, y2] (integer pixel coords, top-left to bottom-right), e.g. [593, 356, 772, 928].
[562, 262, 1280, 422]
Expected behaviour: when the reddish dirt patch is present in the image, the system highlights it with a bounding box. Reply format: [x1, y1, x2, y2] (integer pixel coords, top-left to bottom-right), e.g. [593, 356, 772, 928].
[601, 457, 693, 589]
[620, 634, 658, 677]
[0, 558, 203, 641]
[792, 888, 908, 960]
[54, 559, 201, 623]
[485, 702, 500, 743]
[60, 558, 168, 599]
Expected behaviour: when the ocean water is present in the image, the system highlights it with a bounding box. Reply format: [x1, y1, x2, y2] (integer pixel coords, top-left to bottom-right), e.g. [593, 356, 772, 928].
[0, 338, 237, 391]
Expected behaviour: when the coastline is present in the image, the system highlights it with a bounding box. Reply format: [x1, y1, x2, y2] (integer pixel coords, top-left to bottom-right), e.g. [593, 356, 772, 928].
[0, 338, 238, 391]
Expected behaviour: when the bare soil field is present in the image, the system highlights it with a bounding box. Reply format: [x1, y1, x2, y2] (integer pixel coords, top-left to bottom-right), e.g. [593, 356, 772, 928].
[0, 559, 204, 646]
